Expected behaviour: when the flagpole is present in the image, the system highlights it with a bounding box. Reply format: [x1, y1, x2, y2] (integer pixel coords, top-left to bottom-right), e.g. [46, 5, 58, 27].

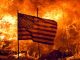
[37, 7, 41, 59]
[17, 10, 19, 60]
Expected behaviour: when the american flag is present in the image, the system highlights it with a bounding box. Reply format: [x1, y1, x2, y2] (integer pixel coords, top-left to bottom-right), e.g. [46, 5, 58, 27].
[18, 13, 57, 45]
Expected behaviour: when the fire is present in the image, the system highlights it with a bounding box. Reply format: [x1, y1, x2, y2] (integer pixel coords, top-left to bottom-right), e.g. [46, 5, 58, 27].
[0, 35, 5, 41]
[2, 14, 16, 25]
[43, 9, 63, 22]
[0, 0, 80, 59]
[0, 14, 17, 41]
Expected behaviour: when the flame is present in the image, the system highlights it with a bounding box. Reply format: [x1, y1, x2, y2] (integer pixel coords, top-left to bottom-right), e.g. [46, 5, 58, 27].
[0, 35, 5, 40]
[2, 14, 16, 24]
[0, 14, 17, 41]
[13, 53, 25, 58]
[43, 9, 63, 22]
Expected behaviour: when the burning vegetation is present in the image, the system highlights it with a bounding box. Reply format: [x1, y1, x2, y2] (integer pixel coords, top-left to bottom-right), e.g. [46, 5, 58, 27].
[0, 0, 80, 60]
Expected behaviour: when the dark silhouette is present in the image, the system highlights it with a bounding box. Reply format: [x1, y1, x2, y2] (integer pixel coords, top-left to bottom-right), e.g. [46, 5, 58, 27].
[39, 50, 73, 60]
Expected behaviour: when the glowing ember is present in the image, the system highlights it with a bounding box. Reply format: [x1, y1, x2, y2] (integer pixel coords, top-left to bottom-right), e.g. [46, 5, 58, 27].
[13, 53, 25, 58]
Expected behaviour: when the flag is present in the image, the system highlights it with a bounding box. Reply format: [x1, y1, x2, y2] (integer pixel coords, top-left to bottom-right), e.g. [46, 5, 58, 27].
[18, 13, 57, 45]
[18, 13, 33, 40]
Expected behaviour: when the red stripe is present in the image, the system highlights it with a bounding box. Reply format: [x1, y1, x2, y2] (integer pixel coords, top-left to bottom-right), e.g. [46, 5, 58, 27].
[32, 28, 57, 33]
[43, 19, 57, 25]
[35, 23, 57, 29]
[18, 35, 31, 40]
[33, 38, 53, 45]
[18, 33, 30, 36]
[31, 29, 56, 35]
[33, 41, 53, 45]
[18, 31, 30, 34]
[38, 18, 57, 25]
[18, 28, 26, 31]
[32, 33, 55, 39]
[33, 38, 53, 42]
[32, 36, 54, 41]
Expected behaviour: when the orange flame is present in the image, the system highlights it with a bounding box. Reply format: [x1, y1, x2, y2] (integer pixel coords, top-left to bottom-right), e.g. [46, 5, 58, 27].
[43, 9, 63, 22]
